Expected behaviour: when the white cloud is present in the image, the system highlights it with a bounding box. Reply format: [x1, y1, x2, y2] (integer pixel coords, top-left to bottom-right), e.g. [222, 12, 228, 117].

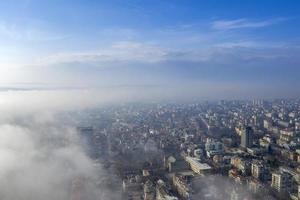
[0, 90, 126, 200]
[33, 40, 299, 68]
[0, 21, 68, 42]
[212, 18, 285, 30]
[34, 41, 169, 65]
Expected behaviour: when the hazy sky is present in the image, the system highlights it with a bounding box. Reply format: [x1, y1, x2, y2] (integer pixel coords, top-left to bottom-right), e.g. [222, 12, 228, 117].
[0, 0, 300, 97]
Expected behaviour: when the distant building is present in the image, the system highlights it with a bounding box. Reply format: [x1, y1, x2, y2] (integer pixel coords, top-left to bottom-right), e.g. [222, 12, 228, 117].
[193, 149, 203, 159]
[185, 156, 212, 175]
[164, 155, 190, 173]
[172, 174, 191, 199]
[156, 180, 178, 200]
[271, 171, 292, 193]
[247, 178, 264, 193]
[263, 120, 272, 129]
[144, 180, 155, 200]
[77, 126, 96, 157]
[231, 156, 251, 175]
[205, 138, 224, 157]
[252, 161, 264, 180]
[241, 126, 253, 148]
[123, 175, 143, 200]
[251, 160, 270, 182]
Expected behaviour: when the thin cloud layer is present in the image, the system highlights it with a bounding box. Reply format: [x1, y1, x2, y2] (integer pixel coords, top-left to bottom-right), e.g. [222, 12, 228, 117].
[212, 18, 285, 30]
[34, 41, 300, 67]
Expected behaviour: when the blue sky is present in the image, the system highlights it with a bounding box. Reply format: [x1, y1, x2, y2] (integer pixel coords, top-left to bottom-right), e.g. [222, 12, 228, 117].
[0, 0, 300, 98]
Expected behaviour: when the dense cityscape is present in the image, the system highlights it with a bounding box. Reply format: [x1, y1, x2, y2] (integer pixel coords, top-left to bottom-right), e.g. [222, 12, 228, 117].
[72, 99, 300, 200]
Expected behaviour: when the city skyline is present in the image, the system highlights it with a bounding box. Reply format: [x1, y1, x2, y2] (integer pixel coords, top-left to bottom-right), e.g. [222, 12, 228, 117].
[0, 1, 300, 199]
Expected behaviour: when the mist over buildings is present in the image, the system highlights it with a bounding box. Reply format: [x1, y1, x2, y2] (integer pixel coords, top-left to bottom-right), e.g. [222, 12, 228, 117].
[0, 90, 126, 200]
[0, 89, 242, 200]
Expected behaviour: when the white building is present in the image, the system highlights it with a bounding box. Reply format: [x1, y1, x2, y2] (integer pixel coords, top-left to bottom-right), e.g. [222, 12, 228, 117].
[185, 156, 212, 175]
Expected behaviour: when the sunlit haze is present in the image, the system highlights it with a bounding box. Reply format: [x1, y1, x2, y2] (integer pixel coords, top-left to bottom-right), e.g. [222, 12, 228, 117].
[0, 0, 299, 98]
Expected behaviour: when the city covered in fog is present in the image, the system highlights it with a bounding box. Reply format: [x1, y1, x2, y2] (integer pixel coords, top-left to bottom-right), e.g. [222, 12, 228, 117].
[0, 0, 299, 200]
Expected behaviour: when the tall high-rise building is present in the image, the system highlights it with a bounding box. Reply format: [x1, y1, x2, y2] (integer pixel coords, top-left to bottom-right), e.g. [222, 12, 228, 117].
[241, 126, 253, 148]
[77, 126, 95, 157]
